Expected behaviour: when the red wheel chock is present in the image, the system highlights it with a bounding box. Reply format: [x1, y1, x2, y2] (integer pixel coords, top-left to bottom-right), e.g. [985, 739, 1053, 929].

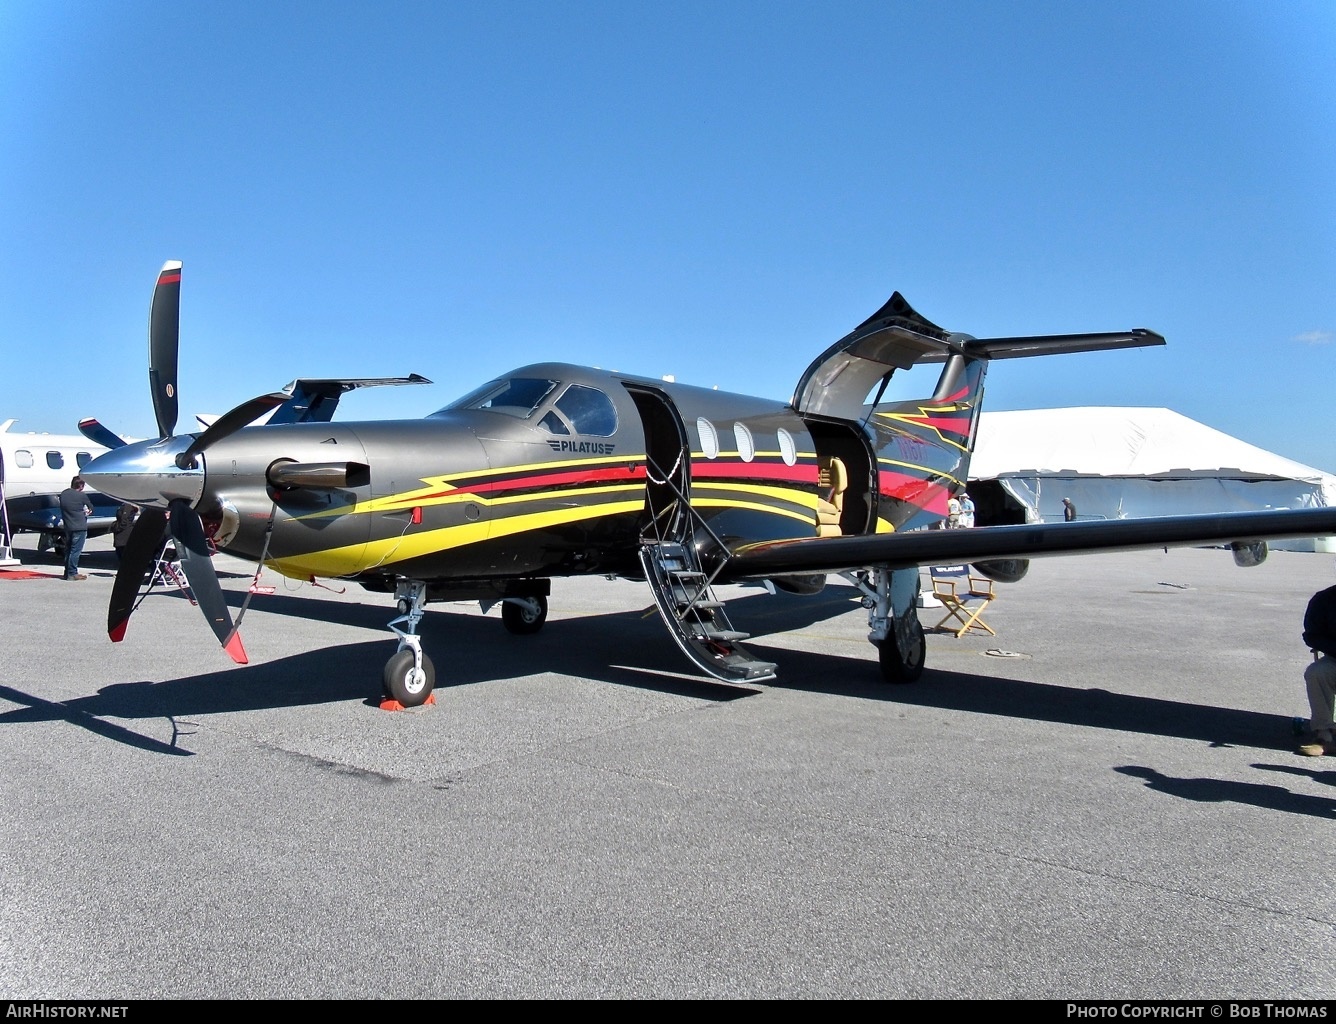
[378, 692, 437, 712]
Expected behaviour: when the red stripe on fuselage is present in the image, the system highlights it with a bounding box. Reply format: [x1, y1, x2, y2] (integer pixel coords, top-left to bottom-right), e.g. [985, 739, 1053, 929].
[392, 457, 820, 508]
[691, 461, 816, 485]
[391, 463, 646, 505]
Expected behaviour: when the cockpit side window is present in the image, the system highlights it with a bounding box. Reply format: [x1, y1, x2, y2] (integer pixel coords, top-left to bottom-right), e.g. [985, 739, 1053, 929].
[538, 411, 570, 435]
[554, 384, 617, 437]
[440, 377, 558, 418]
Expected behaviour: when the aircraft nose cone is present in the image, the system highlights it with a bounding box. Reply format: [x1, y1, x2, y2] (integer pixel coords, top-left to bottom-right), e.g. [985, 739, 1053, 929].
[82, 438, 205, 510]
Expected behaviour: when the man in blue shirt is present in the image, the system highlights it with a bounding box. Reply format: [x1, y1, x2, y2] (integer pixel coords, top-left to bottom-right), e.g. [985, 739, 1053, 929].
[58, 476, 94, 581]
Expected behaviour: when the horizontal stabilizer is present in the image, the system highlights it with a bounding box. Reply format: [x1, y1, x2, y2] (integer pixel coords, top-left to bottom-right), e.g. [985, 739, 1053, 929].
[918, 329, 1165, 363]
[269, 375, 433, 425]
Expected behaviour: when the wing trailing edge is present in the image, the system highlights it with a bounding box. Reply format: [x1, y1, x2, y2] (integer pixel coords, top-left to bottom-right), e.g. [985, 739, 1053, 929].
[719, 507, 1336, 580]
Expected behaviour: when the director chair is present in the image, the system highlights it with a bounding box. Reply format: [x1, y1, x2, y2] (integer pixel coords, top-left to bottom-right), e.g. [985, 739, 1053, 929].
[928, 564, 997, 637]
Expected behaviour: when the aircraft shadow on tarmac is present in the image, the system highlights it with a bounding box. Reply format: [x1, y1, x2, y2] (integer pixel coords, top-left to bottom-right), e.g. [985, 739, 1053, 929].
[1, 578, 1317, 769]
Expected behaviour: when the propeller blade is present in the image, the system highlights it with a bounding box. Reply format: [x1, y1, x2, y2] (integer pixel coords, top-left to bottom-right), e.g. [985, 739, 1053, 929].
[148, 260, 182, 439]
[108, 507, 168, 642]
[168, 499, 247, 664]
[78, 417, 128, 451]
[175, 391, 291, 469]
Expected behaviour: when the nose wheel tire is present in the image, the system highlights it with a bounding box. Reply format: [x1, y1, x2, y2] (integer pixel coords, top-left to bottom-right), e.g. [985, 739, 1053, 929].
[502, 594, 548, 635]
[383, 649, 436, 707]
[879, 615, 926, 684]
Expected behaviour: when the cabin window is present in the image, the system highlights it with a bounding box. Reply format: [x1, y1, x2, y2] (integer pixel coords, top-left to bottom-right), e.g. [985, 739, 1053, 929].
[442, 377, 558, 419]
[734, 423, 755, 463]
[777, 428, 797, 467]
[554, 384, 617, 436]
[77, 452, 92, 468]
[14, 449, 33, 469]
[697, 418, 719, 459]
[46, 451, 64, 470]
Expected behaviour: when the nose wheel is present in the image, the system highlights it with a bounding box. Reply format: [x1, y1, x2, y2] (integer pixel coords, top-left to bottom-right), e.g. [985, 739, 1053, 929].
[383, 645, 436, 707]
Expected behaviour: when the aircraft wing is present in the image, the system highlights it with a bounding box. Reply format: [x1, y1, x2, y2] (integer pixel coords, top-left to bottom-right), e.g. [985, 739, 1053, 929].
[720, 507, 1336, 579]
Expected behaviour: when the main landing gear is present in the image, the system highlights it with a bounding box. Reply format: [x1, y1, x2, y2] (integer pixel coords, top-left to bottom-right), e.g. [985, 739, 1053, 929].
[501, 594, 548, 635]
[841, 566, 926, 684]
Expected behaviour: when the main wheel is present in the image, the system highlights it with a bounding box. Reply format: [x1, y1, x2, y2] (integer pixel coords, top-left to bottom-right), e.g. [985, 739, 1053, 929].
[502, 595, 548, 635]
[383, 649, 436, 707]
[878, 615, 926, 684]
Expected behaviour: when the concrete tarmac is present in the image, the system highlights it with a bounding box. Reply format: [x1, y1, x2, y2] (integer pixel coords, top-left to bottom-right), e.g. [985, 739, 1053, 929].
[1, 532, 1333, 1000]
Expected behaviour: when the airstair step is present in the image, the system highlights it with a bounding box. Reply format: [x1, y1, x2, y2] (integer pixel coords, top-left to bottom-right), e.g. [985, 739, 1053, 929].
[701, 629, 750, 642]
[639, 542, 778, 685]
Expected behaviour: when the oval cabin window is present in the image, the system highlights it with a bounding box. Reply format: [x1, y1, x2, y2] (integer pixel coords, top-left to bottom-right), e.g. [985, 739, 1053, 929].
[697, 418, 719, 459]
[733, 423, 755, 463]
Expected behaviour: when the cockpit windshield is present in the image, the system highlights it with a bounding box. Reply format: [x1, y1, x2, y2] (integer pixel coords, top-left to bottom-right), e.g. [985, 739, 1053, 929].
[435, 377, 558, 419]
[432, 376, 619, 437]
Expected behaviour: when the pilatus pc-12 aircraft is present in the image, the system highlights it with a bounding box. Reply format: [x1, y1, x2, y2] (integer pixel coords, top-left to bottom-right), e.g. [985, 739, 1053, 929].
[80, 262, 1336, 708]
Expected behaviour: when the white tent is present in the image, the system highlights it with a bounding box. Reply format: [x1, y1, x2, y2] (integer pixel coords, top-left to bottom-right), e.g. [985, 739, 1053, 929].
[967, 407, 1336, 552]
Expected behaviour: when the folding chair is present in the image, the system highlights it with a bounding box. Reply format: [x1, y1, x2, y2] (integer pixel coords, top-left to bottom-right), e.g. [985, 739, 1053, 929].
[928, 564, 997, 637]
[149, 541, 194, 602]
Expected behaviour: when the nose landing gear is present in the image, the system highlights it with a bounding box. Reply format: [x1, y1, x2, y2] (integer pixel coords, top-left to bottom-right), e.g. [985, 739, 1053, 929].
[382, 579, 436, 709]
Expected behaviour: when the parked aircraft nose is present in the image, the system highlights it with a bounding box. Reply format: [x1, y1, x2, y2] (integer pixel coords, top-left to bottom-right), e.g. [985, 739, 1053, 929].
[81, 437, 205, 510]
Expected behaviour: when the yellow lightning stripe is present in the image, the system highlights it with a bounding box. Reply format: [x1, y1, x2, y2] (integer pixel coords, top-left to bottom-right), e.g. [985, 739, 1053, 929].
[470, 482, 643, 510]
[874, 405, 971, 451]
[268, 499, 646, 578]
[293, 454, 642, 520]
[689, 481, 812, 524]
[875, 455, 965, 489]
[690, 498, 816, 526]
[693, 480, 815, 507]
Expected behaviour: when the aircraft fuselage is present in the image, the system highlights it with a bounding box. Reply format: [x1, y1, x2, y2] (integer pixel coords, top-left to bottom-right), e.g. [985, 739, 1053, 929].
[85, 358, 975, 593]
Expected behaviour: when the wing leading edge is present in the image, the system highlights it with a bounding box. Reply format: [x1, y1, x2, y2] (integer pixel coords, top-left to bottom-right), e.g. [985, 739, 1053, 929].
[720, 507, 1336, 580]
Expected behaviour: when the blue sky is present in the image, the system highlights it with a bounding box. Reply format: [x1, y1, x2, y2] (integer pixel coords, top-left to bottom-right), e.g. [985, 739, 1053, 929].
[2, 2, 1333, 471]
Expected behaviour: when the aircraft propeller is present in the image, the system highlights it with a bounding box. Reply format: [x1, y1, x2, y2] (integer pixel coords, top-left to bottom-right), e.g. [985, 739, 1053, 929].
[83, 261, 288, 664]
[77, 417, 128, 450]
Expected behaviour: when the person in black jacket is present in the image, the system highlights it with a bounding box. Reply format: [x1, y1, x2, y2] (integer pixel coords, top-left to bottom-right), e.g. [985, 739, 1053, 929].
[57, 476, 94, 580]
[111, 502, 139, 565]
[1298, 583, 1336, 756]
